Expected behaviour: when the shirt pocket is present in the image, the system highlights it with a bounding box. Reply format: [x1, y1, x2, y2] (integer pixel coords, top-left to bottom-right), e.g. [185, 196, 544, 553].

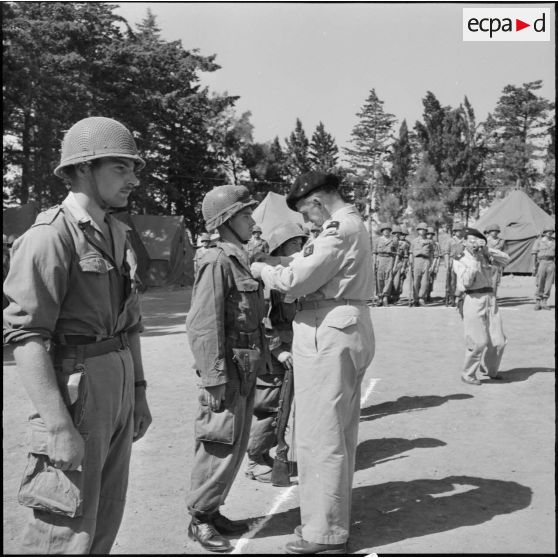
[231, 277, 263, 330]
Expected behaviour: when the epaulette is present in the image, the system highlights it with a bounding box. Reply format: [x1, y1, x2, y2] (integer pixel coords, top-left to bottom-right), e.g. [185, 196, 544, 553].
[31, 205, 63, 227]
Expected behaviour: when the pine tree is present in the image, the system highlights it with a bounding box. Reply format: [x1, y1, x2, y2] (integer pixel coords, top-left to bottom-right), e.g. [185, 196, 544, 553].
[309, 122, 338, 171]
[386, 119, 412, 217]
[484, 80, 554, 198]
[284, 118, 310, 179]
[344, 88, 395, 230]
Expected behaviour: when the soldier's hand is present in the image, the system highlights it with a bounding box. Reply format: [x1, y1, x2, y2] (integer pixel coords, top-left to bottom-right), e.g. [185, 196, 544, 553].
[204, 384, 227, 412]
[47, 424, 85, 471]
[133, 388, 152, 442]
[253, 253, 281, 265]
[250, 262, 267, 279]
[276, 350, 293, 372]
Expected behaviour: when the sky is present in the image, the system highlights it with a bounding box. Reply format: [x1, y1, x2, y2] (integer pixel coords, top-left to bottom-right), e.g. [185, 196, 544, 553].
[114, 2, 555, 150]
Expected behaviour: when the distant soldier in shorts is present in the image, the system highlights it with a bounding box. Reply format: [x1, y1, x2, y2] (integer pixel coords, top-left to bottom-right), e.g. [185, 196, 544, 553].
[410, 222, 433, 306]
[373, 223, 397, 306]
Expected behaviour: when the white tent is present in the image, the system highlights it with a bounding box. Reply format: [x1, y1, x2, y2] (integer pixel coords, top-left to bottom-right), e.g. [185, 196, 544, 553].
[252, 192, 305, 241]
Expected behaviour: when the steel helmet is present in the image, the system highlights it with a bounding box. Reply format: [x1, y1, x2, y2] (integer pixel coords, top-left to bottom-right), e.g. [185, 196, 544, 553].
[417, 222, 428, 231]
[391, 225, 402, 234]
[380, 223, 392, 232]
[268, 222, 308, 255]
[427, 226, 436, 235]
[54, 117, 145, 178]
[202, 185, 258, 230]
[485, 224, 500, 233]
[400, 226, 409, 235]
[252, 225, 262, 233]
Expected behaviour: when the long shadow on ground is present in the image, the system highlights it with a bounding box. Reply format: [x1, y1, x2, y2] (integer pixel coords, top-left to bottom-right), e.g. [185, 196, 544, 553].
[360, 393, 473, 422]
[494, 367, 555, 383]
[250, 476, 531, 550]
[496, 296, 536, 308]
[355, 437, 446, 471]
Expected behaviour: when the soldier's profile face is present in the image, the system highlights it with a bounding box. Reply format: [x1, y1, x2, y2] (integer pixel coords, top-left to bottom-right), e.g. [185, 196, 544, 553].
[229, 208, 255, 242]
[92, 157, 140, 208]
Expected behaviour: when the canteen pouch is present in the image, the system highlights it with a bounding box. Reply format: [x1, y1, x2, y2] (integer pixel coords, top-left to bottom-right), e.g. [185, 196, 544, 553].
[195, 388, 241, 445]
[18, 417, 85, 518]
[232, 347, 261, 396]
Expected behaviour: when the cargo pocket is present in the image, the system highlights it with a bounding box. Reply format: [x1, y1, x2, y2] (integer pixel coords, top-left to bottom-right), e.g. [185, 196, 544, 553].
[195, 388, 241, 445]
[17, 418, 86, 518]
[232, 347, 262, 396]
[324, 314, 358, 330]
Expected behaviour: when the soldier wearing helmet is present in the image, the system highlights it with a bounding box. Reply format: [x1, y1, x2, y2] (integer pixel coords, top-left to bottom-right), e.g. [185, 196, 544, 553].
[245, 222, 307, 484]
[443, 222, 466, 306]
[185, 184, 271, 552]
[425, 226, 441, 303]
[250, 171, 375, 555]
[531, 225, 555, 310]
[3, 117, 151, 554]
[245, 223, 269, 263]
[390, 225, 409, 303]
[409, 222, 434, 306]
[373, 223, 397, 306]
[193, 233, 211, 275]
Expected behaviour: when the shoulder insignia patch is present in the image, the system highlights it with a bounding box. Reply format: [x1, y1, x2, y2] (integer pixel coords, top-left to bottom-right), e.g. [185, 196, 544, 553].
[303, 244, 314, 257]
[326, 221, 340, 230]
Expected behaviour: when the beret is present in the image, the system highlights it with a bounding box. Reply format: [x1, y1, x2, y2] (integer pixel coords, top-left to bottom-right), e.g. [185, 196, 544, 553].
[286, 171, 340, 211]
[464, 227, 486, 242]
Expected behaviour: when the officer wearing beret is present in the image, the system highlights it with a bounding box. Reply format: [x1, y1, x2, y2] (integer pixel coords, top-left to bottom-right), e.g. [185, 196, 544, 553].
[452, 228, 510, 385]
[246, 224, 269, 263]
[443, 223, 466, 306]
[3, 117, 152, 553]
[531, 225, 555, 310]
[485, 224, 506, 297]
[251, 171, 375, 555]
[185, 185, 271, 552]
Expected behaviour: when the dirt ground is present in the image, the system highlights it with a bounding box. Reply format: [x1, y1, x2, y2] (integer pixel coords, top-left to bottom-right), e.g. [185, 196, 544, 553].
[3, 272, 555, 555]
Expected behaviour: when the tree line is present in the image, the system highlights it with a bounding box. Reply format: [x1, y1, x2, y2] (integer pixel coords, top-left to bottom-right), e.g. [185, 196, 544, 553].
[3, 3, 555, 237]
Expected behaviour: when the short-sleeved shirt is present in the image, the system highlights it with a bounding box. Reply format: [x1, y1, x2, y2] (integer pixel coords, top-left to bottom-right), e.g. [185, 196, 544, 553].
[374, 236, 398, 257]
[3, 193, 142, 344]
[410, 236, 434, 258]
[260, 205, 374, 302]
[443, 236, 465, 259]
[532, 237, 555, 259]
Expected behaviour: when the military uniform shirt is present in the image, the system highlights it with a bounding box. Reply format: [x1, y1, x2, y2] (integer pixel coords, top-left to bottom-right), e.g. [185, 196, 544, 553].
[260, 205, 373, 301]
[374, 236, 397, 256]
[487, 237, 505, 251]
[443, 236, 465, 258]
[3, 192, 141, 344]
[532, 236, 555, 259]
[453, 248, 510, 292]
[410, 236, 434, 257]
[246, 237, 269, 261]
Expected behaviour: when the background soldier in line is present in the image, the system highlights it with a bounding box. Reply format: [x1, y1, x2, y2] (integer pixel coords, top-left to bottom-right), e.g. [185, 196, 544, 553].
[3, 117, 152, 554]
[410, 222, 434, 306]
[389, 225, 407, 304]
[245, 222, 308, 484]
[373, 223, 397, 306]
[185, 185, 271, 553]
[399, 226, 412, 304]
[444, 222, 466, 306]
[251, 171, 375, 555]
[425, 226, 441, 303]
[484, 224, 506, 297]
[453, 228, 510, 385]
[193, 232, 211, 276]
[531, 225, 555, 310]
[246, 224, 269, 263]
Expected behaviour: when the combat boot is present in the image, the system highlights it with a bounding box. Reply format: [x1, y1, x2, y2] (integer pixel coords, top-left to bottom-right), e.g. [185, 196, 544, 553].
[188, 519, 232, 553]
[534, 301, 542, 311]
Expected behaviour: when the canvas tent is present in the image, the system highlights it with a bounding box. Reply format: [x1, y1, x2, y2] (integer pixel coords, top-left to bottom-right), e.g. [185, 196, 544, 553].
[130, 215, 194, 287]
[3, 202, 40, 239]
[474, 189, 555, 273]
[251, 192, 305, 241]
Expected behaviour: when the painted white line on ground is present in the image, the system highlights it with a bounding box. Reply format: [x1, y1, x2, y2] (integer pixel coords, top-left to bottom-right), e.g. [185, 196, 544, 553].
[360, 378, 379, 407]
[232, 484, 298, 554]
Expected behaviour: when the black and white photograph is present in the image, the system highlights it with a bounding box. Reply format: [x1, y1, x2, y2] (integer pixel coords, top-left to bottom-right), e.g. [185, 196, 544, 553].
[2, 2, 555, 555]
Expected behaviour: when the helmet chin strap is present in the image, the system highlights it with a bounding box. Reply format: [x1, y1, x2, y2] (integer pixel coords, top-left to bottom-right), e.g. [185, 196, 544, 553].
[224, 222, 249, 245]
[87, 167, 112, 211]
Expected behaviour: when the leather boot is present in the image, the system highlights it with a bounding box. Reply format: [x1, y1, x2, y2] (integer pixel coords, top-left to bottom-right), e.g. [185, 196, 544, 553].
[188, 520, 232, 553]
[285, 537, 347, 555]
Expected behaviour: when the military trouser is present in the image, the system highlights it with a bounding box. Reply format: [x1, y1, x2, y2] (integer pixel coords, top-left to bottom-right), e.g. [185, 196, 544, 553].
[292, 303, 374, 545]
[462, 293, 507, 381]
[391, 261, 406, 300]
[535, 260, 555, 302]
[376, 256, 394, 298]
[187, 383, 255, 518]
[413, 258, 430, 301]
[19, 348, 135, 554]
[247, 371, 284, 466]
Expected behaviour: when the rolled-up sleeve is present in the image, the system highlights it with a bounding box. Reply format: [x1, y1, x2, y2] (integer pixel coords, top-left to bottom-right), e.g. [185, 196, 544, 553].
[186, 257, 229, 387]
[3, 226, 71, 344]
